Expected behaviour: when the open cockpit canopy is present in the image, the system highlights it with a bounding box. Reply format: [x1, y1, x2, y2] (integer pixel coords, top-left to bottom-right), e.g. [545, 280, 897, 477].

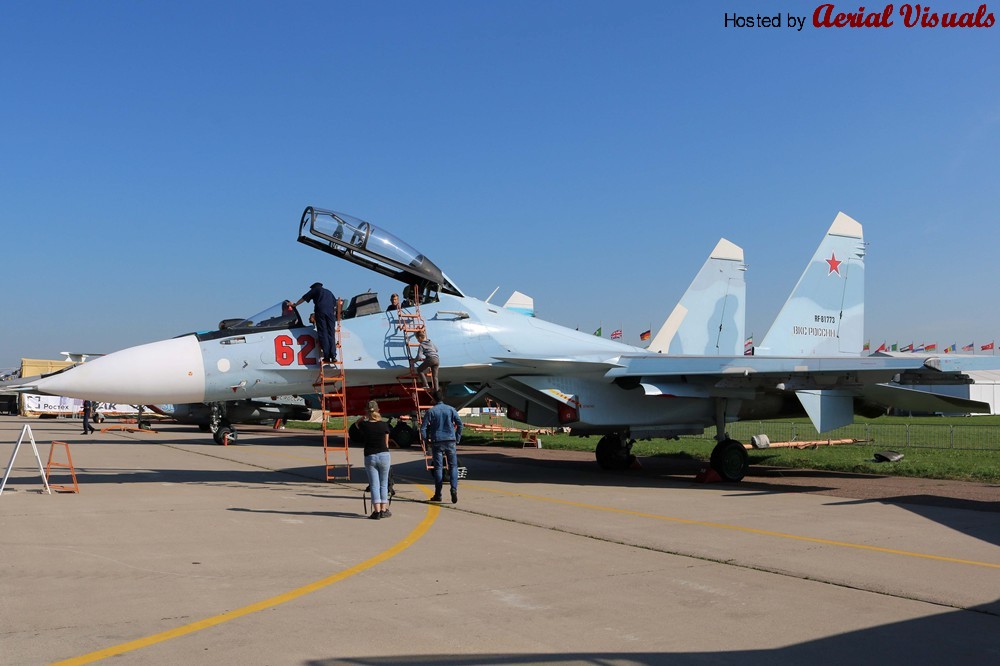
[297, 206, 464, 298]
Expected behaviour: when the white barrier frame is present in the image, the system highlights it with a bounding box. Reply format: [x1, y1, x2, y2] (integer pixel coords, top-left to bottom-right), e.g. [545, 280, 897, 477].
[0, 424, 51, 496]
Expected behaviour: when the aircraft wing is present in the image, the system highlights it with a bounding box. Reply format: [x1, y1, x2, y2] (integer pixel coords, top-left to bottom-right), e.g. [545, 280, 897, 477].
[606, 353, 929, 382]
[493, 356, 624, 373]
[603, 353, 993, 432]
[0, 374, 47, 395]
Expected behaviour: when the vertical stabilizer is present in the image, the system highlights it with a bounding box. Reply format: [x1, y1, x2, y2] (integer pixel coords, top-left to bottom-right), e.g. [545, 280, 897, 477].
[648, 238, 746, 355]
[757, 212, 865, 356]
[503, 291, 535, 317]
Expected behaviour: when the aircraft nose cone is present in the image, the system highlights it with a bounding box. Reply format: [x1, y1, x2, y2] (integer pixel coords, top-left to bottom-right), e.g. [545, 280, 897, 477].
[33, 335, 206, 404]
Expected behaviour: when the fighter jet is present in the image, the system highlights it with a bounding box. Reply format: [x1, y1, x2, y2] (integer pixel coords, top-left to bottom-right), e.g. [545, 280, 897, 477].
[19, 206, 995, 481]
[151, 396, 316, 443]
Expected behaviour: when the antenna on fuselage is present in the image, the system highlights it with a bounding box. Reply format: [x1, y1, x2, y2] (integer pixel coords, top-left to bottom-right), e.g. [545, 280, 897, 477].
[484, 286, 500, 304]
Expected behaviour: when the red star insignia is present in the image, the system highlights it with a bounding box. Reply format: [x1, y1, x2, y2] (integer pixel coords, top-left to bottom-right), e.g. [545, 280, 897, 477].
[826, 252, 842, 275]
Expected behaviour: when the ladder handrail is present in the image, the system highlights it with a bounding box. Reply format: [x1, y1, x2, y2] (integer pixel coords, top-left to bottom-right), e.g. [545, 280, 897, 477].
[320, 298, 350, 481]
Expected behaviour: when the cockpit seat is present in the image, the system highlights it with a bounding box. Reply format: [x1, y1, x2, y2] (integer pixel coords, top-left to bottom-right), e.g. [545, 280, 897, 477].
[344, 292, 381, 319]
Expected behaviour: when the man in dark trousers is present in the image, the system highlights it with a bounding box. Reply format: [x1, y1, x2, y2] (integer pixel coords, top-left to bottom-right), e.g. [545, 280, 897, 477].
[420, 390, 463, 503]
[81, 400, 96, 435]
[293, 282, 337, 363]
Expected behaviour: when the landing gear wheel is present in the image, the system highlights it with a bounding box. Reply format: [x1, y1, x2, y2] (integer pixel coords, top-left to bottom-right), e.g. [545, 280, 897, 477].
[348, 420, 363, 446]
[595, 434, 634, 471]
[214, 425, 237, 445]
[710, 438, 748, 482]
[391, 422, 417, 448]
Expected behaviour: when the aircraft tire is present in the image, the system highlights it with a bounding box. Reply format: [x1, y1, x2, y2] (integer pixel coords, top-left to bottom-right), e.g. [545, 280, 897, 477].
[595, 434, 631, 471]
[348, 420, 364, 446]
[391, 423, 416, 448]
[214, 426, 237, 445]
[710, 439, 748, 482]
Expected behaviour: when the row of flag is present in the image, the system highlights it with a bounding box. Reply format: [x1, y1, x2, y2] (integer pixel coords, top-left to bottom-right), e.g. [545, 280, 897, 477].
[593, 326, 649, 341]
[863, 341, 996, 353]
[591, 327, 757, 352]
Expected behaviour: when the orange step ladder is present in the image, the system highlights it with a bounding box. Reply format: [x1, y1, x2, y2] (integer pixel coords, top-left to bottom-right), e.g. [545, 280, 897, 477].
[45, 441, 80, 493]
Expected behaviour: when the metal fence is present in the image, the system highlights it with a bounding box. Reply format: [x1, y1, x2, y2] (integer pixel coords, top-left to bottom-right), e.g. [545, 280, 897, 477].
[461, 409, 1000, 451]
[700, 421, 1000, 451]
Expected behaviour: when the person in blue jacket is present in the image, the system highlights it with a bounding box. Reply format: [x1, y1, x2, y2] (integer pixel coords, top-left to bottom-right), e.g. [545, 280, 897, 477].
[420, 390, 463, 503]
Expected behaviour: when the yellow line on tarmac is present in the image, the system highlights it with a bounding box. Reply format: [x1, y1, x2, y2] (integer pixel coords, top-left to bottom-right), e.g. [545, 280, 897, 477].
[473, 484, 1000, 570]
[54, 495, 441, 665]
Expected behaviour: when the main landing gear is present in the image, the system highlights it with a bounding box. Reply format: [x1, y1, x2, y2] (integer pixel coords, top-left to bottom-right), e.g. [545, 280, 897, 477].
[595, 433, 637, 471]
[707, 398, 749, 482]
[709, 437, 748, 482]
[390, 421, 418, 448]
[593, 431, 749, 481]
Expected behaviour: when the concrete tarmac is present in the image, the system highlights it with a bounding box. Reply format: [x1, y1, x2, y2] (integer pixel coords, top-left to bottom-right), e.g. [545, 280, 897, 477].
[1, 415, 998, 665]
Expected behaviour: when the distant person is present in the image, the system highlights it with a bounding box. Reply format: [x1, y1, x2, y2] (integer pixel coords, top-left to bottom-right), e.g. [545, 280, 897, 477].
[401, 285, 416, 308]
[386, 293, 400, 312]
[357, 400, 392, 519]
[81, 400, 96, 435]
[420, 390, 463, 503]
[414, 329, 440, 391]
[293, 282, 337, 363]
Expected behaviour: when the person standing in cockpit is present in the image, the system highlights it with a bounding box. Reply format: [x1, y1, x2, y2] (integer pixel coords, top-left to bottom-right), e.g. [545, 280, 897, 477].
[293, 282, 337, 364]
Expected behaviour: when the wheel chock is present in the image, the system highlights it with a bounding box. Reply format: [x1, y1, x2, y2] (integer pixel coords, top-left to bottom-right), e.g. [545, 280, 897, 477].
[695, 467, 722, 483]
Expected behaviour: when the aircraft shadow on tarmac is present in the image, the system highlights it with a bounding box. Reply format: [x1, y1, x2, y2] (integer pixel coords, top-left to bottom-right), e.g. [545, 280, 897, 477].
[1, 465, 328, 489]
[228, 506, 365, 520]
[822, 495, 1000, 550]
[300, 598, 1000, 664]
[444, 445, 862, 494]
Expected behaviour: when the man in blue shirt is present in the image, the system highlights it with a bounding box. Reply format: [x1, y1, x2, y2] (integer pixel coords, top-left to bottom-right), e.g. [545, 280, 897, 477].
[420, 390, 463, 503]
[293, 282, 337, 363]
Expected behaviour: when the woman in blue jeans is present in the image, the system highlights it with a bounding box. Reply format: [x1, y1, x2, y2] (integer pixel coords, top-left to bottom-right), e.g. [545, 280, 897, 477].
[357, 401, 392, 519]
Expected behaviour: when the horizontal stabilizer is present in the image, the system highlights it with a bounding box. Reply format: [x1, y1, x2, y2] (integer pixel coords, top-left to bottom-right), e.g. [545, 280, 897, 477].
[795, 389, 855, 433]
[861, 383, 991, 415]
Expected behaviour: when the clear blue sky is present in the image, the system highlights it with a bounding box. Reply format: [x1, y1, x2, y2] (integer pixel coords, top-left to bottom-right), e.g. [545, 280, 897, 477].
[2, 1, 998, 371]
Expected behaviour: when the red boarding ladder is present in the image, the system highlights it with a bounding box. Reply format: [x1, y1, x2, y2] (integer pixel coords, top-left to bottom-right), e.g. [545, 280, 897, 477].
[391, 286, 436, 470]
[318, 299, 350, 481]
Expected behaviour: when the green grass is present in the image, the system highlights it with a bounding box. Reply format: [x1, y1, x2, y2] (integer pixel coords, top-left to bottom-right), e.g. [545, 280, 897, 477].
[288, 415, 1000, 483]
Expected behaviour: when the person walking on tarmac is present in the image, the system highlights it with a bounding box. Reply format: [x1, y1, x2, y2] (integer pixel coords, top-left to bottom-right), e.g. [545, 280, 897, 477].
[420, 390, 463, 503]
[358, 400, 392, 519]
[293, 282, 337, 364]
[81, 400, 96, 435]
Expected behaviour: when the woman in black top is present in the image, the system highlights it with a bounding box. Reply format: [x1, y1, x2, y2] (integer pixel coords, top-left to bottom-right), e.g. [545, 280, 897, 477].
[357, 401, 392, 519]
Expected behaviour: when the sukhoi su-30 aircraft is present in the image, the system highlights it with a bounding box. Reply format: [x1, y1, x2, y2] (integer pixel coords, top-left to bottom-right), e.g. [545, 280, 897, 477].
[20, 206, 996, 481]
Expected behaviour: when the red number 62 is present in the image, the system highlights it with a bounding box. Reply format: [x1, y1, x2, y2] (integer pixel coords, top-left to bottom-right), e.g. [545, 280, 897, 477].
[274, 334, 318, 366]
